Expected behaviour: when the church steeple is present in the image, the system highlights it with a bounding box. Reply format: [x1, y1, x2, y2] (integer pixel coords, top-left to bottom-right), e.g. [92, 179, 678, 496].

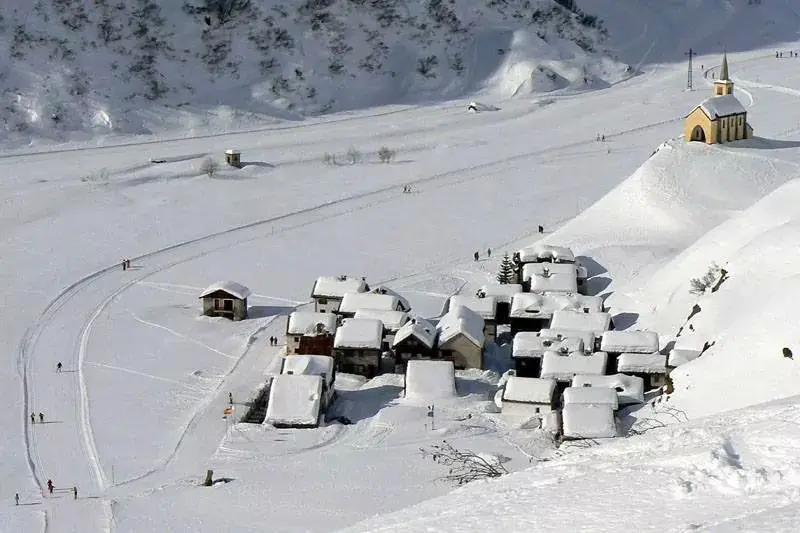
[713, 52, 734, 96]
[719, 52, 729, 81]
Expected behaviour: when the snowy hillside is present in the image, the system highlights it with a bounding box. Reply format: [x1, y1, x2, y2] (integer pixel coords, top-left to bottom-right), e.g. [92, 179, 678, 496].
[0, 0, 618, 143]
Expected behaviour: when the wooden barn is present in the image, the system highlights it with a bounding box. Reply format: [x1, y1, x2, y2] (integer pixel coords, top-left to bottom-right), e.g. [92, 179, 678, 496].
[199, 281, 251, 321]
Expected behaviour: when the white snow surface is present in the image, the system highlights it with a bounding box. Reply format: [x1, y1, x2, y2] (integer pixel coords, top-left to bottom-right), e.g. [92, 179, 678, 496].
[476, 283, 523, 303]
[287, 311, 338, 336]
[353, 308, 409, 332]
[539, 329, 597, 352]
[517, 244, 576, 264]
[561, 403, 617, 439]
[333, 318, 384, 350]
[502, 376, 556, 405]
[265, 374, 323, 427]
[6, 6, 800, 531]
[617, 352, 668, 374]
[404, 360, 457, 401]
[282, 355, 335, 386]
[510, 292, 603, 319]
[563, 386, 619, 410]
[393, 317, 438, 349]
[599, 330, 660, 354]
[436, 305, 485, 348]
[312, 276, 368, 298]
[540, 351, 608, 382]
[512, 332, 584, 359]
[571, 374, 644, 406]
[448, 295, 498, 320]
[198, 280, 252, 300]
[339, 292, 402, 314]
[549, 310, 612, 336]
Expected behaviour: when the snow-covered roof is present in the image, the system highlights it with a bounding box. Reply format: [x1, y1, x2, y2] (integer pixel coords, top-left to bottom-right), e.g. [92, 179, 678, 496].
[571, 374, 644, 406]
[264, 374, 322, 427]
[539, 329, 596, 352]
[199, 280, 251, 300]
[282, 355, 335, 387]
[404, 360, 456, 400]
[311, 276, 368, 298]
[618, 352, 667, 374]
[523, 263, 579, 294]
[512, 331, 583, 359]
[668, 348, 702, 368]
[286, 311, 338, 336]
[393, 316, 438, 349]
[333, 318, 384, 350]
[339, 292, 401, 314]
[436, 305, 485, 348]
[370, 286, 411, 311]
[549, 310, 611, 336]
[563, 386, 619, 410]
[502, 376, 556, 404]
[599, 330, 659, 354]
[697, 94, 746, 119]
[510, 293, 602, 319]
[517, 244, 575, 264]
[354, 309, 409, 332]
[449, 295, 497, 320]
[476, 284, 523, 303]
[540, 351, 608, 382]
[562, 404, 617, 439]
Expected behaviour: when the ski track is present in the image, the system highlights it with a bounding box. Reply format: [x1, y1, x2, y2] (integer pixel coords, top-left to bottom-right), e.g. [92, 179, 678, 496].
[14, 63, 756, 528]
[131, 314, 236, 360]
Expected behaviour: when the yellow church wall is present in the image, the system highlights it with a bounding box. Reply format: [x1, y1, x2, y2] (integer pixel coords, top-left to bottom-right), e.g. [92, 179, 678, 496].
[684, 108, 717, 144]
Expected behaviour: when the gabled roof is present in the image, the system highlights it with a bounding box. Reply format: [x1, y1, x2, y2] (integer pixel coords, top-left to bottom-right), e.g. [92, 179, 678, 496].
[449, 295, 497, 320]
[436, 306, 485, 348]
[370, 286, 411, 311]
[339, 292, 401, 314]
[502, 376, 556, 404]
[282, 355, 335, 386]
[563, 386, 619, 410]
[599, 330, 659, 354]
[333, 318, 384, 350]
[265, 374, 322, 427]
[286, 311, 338, 336]
[562, 404, 616, 439]
[199, 281, 251, 300]
[512, 331, 583, 359]
[694, 94, 746, 119]
[540, 351, 608, 382]
[571, 374, 644, 406]
[617, 352, 667, 374]
[311, 276, 368, 298]
[393, 316, 437, 349]
[549, 310, 611, 336]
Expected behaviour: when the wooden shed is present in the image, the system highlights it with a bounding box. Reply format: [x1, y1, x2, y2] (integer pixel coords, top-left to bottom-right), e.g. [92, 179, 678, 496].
[225, 149, 241, 168]
[199, 281, 251, 321]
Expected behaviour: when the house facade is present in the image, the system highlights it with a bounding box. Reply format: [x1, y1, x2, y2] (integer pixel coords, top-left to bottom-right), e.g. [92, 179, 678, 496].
[392, 317, 438, 372]
[436, 306, 485, 370]
[285, 311, 338, 356]
[684, 53, 753, 144]
[310, 275, 369, 313]
[332, 318, 385, 378]
[501, 376, 557, 420]
[199, 281, 250, 321]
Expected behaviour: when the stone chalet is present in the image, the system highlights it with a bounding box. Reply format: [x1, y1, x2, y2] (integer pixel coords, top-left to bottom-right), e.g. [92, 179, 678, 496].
[333, 318, 385, 378]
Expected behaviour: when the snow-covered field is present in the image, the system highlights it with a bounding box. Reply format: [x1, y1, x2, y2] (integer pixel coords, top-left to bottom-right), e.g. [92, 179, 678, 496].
[4, 1, 800, 531]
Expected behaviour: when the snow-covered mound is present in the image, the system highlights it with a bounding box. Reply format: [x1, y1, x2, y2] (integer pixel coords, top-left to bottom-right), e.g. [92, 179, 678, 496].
[0, 0, 614, 144]
[544, 140, 799, 294]
[630, 178, 800, 418]
[338, 394, 800, 532]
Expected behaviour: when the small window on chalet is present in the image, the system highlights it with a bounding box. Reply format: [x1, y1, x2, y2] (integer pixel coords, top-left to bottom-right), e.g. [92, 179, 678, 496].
[534, 407, 540, 414]
[294, 336, 300, 342]
[317, 297, 328, 304]
[722, 118, 726, 127]
[739, 115, 743, 124]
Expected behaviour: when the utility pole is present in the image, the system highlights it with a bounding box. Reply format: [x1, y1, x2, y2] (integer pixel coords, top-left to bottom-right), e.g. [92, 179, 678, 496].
[685, 48, 694, 90]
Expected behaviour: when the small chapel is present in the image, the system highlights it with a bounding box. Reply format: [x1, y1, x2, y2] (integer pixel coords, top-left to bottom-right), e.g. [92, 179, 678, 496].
[684, 53, 753, 144]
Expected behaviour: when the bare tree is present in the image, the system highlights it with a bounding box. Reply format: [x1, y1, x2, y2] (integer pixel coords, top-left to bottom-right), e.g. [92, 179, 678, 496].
[346, 147, 362, 165]
[201, 157, 220, 178]
[377, 146, 396, 163]
[420, 440, 508, 486]
[322, 152, 336, 166]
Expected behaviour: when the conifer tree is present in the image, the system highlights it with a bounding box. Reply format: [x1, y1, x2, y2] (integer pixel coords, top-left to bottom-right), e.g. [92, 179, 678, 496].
[497, 253, 515, 284]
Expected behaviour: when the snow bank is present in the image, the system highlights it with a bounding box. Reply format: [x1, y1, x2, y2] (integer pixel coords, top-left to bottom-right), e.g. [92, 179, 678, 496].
[562, 403, 617, 439]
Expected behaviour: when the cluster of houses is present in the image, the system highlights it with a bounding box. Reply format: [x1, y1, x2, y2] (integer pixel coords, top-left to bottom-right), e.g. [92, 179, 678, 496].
[196, 243, 701, 435]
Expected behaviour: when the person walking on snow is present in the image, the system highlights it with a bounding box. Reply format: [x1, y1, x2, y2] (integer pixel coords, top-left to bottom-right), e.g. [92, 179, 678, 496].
[122, 259, 127, 271]
[39, 413, 44, 423]
[126, 259, 131, 269]
[487, 248, 491, 258]
[30, 413, 35, 424]
[473, 251, 479, 262]
[47, 480, 53, 495]
[73, 486, 78, 500]
[228, 392, 233, 405]
[15, 493, 19, 505]
[56, 362, 62, 373]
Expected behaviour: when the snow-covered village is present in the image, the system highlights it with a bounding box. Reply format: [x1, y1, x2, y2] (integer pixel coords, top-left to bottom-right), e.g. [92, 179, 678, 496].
[4, 0, 800, 532]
